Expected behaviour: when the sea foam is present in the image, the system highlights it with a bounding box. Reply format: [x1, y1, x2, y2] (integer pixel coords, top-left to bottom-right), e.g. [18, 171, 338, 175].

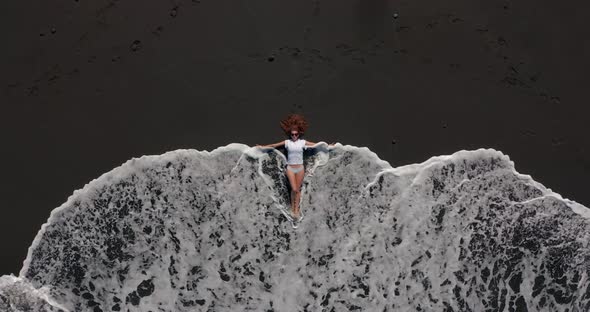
[1, 143, 589, 311]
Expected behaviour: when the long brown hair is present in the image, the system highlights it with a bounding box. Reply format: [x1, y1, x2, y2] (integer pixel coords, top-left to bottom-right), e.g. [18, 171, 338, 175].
[280, 114, 309, 137]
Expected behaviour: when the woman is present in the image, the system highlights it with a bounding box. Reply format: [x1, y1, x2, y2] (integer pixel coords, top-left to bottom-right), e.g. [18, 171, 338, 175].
[257, 114, 334, 221]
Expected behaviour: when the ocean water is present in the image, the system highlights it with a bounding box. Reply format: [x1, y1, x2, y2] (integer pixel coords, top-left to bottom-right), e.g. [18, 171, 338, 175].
[1, 143, 589, 311]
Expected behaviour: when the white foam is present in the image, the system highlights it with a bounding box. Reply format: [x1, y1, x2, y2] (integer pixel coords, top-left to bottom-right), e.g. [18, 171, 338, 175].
[6, 144, 588, 311]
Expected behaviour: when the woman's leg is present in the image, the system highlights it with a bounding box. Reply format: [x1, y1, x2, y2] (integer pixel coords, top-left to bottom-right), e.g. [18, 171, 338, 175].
[293, 168, 305, 218]
[285, 167, 298, 216]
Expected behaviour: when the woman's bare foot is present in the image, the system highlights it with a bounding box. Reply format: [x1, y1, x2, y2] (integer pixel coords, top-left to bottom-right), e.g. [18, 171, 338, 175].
[293, 202, 302, 216]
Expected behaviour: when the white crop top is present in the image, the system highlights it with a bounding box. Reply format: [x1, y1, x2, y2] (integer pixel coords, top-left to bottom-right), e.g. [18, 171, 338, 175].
[285, 139, 306, 165]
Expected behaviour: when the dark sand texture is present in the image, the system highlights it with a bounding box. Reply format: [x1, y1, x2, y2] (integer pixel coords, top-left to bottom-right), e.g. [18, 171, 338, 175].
[1, 0, 589, 275]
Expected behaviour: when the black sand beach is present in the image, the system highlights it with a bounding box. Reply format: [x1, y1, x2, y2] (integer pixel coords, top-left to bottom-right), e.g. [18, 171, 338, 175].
[1, 0, 588, 276]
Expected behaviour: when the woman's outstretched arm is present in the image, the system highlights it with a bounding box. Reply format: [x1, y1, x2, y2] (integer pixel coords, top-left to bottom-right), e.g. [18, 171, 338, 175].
[305, 141, 336, 147]
[256, 140, 286, 148]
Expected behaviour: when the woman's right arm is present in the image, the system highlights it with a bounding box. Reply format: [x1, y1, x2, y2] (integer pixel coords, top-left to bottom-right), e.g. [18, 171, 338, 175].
[256, 140, 286, 148]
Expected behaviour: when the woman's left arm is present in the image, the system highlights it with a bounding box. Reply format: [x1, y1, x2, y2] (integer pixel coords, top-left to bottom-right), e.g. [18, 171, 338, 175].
[305, 141, 336, 147]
